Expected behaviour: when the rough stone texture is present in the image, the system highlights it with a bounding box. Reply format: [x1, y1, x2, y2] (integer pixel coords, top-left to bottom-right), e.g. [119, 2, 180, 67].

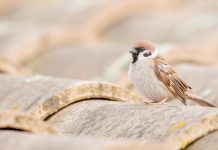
[0, 131, 167, 150]
[0, 74, 217, 149]
[0, 75, 76, 112]
[47, 100, 218, 149]
[1, 0, 218, 149]
[0, 111, 58, 134]
[0, 75, 143, 119]
[187, 131, 218, 150]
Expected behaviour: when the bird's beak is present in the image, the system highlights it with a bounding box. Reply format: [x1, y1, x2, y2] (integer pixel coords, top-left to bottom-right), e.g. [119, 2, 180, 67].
[129, 49, 137, 54]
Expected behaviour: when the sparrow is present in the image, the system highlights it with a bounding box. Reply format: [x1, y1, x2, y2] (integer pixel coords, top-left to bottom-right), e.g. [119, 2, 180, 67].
[128, 40, 216, 107]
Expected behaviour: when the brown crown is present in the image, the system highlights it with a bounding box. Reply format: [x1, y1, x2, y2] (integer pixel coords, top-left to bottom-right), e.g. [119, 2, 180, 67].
[132, 40, 156, 51]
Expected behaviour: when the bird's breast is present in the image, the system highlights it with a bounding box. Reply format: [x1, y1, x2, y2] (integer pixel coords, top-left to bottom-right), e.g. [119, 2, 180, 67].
[129, 60, 171, 102]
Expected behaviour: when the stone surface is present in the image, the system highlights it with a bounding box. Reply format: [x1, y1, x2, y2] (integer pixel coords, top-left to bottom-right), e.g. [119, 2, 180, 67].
[0, 131, 165, 150]
[0, 0, 218, 149]
[187, 131, 218, 150]
[47, 99, 218, 149]
[0, 75, 143, 119]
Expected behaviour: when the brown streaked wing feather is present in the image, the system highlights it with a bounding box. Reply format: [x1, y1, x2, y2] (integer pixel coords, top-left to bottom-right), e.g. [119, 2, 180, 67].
[154, 56, 191, 104]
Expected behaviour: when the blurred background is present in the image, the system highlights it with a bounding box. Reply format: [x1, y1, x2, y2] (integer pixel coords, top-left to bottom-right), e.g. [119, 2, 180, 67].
[1, 0, 218, 91]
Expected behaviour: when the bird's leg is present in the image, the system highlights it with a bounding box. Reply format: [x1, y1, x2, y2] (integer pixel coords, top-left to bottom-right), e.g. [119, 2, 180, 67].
[146, 97, 169, 105]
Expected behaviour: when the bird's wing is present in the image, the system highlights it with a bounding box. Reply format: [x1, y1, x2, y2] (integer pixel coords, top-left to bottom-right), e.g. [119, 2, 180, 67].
[153, 56, 191, 104]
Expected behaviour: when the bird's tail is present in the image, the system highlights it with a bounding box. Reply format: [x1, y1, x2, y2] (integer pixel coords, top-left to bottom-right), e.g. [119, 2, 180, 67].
[186, 93, 217, 107]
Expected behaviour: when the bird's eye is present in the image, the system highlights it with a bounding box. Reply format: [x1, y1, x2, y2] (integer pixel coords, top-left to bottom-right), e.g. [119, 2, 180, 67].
[136, 47, 144, 52]
[143, 51, 152, 57]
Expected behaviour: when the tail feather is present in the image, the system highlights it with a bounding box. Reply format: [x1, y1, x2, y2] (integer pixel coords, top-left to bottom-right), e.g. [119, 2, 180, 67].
[186, 93, 217, 107]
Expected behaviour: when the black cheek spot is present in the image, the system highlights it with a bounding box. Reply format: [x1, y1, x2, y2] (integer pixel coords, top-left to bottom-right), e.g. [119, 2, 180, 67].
[143, 52, 152, 57]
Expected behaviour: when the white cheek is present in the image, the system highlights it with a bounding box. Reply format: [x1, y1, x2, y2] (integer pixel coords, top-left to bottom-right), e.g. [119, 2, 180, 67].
[137, 53, 145, 61]
[148, 49, 159, 58]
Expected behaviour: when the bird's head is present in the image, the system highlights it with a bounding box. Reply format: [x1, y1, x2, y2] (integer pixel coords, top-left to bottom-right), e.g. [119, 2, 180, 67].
[129, 40, 157, 63]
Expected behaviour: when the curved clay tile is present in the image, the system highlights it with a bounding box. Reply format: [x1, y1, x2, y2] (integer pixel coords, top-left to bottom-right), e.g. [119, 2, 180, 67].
[0, 110, 58, 134]
[0, 75, 143, 119]
[47, 100, 218, 150]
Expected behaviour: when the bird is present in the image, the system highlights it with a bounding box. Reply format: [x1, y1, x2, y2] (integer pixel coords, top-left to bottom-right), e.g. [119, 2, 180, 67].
[128, 40, 217, 107]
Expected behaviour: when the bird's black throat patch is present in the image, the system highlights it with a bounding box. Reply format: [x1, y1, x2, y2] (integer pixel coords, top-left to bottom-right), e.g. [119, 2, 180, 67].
[131, 52, 139, 63]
